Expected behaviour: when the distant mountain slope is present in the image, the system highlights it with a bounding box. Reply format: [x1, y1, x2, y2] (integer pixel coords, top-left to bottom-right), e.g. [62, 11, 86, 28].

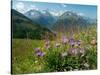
[52, 11, 92, 32]
[12, 9, 53, 39]
[25, 9, 56, 28]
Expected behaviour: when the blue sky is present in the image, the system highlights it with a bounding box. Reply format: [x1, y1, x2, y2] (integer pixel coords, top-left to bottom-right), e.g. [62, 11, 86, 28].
[12, 0, 97, 19]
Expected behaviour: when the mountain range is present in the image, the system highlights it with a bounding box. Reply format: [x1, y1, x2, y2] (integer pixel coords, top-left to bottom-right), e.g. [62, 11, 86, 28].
[25, 9, 57, 28]
[12, 9, 96, 39]
[53, 11, 91, 32]
[12, 9, 54, 39]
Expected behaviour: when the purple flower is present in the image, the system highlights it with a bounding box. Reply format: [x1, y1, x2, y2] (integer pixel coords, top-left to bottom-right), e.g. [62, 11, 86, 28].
[69, 48, 79, 55]
[76, 40, 81, 46]
[35, 47, 40, 52]
[69, 38, 75, 47]
[36, 51, 45, 57]
[72, 49, 78, 55]
[62, 35, 68, 44]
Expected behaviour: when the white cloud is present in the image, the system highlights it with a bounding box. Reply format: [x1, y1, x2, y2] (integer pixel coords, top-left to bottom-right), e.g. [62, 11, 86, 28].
[15, 2, 39, 13]
[23, 5, 39, 13]
[16, 2, 24, 9]
[50, 11, 59, 16]
[77, 12, 85, 16]
[61, 4, 67, 8]
[50, 11, 65, 16]
[30, 5, 39, 10]
[15, 2, 25, 13]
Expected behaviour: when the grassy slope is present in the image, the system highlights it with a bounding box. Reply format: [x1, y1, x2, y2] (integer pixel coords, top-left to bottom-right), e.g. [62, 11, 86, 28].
[12, 25, 97, 74]
[12, 39, 46, 73]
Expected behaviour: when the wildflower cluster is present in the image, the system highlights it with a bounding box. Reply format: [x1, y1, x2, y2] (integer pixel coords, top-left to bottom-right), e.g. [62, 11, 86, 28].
[33, 33, 97, 72]
[68, 38, 85, 56]
[35, 47, 45, 57]
[34, 35, 85, 57]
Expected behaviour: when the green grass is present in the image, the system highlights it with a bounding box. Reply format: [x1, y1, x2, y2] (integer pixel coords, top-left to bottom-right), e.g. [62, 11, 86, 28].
[12, 39, 45, 73]
[12, 26, 97, 74]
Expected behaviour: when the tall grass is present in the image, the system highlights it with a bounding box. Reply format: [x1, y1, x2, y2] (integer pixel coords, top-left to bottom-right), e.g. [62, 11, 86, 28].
[12, 25, 97, 74]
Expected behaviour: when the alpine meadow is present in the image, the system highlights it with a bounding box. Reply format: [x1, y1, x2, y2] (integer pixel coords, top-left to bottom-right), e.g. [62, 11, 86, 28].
[12, 1, 97, 74]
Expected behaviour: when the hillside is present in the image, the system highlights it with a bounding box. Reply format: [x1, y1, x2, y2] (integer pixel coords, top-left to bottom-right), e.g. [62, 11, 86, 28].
[11, 9, 53, 39]
[25, 9, 56, 28]
[52, 11, 91, 32]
